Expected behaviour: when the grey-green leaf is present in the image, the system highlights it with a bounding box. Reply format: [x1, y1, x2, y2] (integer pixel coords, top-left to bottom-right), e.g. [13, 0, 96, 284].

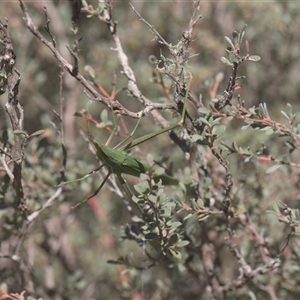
[265, 164, 281, 174]
[248, 55, 261, 62]
[198, 107, 210, 114]
[28, 129, 46, 138]
[176, 240, 190, 247]
[220, 57, 232, 66]
[224, 36, 234, 48]
[212, 125, 226, 138]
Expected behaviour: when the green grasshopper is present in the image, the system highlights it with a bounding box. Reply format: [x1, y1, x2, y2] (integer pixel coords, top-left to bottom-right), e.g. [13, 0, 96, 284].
[63, 76, 192, 210]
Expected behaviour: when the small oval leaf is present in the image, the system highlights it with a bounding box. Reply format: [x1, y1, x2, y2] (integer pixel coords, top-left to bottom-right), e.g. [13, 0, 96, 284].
[265, 164, 281, 174]
[198, 107, 210, 114]
[224, 36, 234, 48]
[191, 134, 203, 143]
[28, 129, 46, 138]
[154, 167, 165, 176]
[215, 72, 224, 83]
[176, 240, 190, 247]
[213, 125, 226, 138]
[169, 249, 182, 260]
[248, 55, 261, 62]
[220, 57, 232, 66]
[100, 109, 108, 122]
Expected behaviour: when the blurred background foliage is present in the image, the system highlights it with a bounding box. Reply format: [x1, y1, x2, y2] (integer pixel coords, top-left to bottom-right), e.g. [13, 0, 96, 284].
[1, 1, 300, 299]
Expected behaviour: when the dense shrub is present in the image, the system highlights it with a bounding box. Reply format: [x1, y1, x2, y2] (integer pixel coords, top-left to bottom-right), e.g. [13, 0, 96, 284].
[1, 1, 300, 299]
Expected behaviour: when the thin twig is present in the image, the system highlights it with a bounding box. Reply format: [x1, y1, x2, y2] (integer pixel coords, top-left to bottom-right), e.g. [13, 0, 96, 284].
[27, 188, 63, 223]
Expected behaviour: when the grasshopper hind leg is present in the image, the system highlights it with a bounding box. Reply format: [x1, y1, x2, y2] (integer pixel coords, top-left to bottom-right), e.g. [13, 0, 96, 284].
[72, 172, 111, 209]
